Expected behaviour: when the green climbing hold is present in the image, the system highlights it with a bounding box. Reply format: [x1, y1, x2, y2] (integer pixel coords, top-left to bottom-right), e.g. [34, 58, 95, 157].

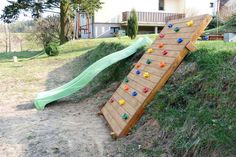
[124, 77, 129, 83]
[146, 59, 152, 64]
[174, 27, 180, 32]
[121, 113, 129, 120]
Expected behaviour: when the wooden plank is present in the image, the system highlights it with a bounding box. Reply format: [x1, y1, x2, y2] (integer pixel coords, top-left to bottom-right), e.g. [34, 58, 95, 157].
[138, 58, 171, 71]
[102, 14, 212, 138]
[113, 92, 136, 116]
[130, 69, 161, 83]
[118, 15, 212, 137]
[105, 101, 127, 128]
[116, 87, 141, 109]
[152, 38, 190, 45]
[118, 84, 146, 103]
[152, 44, 186, 51]
[143, 53, 176, 64]
[101, 107, 122, 136]
[128, 73, 156, 89]
[168, 14, 206, 24]
[186, 41, 197, 52]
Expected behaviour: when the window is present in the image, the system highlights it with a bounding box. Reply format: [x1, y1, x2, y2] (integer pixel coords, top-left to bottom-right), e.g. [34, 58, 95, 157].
[210, 2, 214, 8]
[159, 0, 164, 11]
[110, 27, 120, 33]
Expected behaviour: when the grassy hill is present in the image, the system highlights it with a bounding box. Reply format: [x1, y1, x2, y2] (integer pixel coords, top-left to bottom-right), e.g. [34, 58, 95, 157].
[0, 36, 235, 157]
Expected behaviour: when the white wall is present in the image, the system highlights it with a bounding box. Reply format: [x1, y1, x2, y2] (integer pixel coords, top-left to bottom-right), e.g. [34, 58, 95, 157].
[94, 0, 217, 23]
[94, 0, 185, 23]
[184, 0, 217, 17]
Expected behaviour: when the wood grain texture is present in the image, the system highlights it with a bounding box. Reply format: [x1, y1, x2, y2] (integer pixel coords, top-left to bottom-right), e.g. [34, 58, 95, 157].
[101, 14, 212, 138]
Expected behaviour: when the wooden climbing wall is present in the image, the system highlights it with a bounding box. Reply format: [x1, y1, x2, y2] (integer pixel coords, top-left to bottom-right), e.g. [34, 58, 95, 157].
[101, 14, 212, 138]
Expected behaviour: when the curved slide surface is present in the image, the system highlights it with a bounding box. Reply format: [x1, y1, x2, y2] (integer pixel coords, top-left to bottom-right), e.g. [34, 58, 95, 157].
[34, 37, 152, 110]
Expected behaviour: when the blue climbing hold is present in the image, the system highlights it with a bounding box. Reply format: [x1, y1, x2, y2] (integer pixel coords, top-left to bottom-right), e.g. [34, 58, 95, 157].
[203, 36, 209, 40]
[168, 24, 173, 28]
[136, 70, 141, 75]
[177, 38, 183, 43]
[132, 91, 138, 97]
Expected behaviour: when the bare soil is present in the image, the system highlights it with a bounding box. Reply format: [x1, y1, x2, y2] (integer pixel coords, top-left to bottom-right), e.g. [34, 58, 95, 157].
[0, 59, 117, 157]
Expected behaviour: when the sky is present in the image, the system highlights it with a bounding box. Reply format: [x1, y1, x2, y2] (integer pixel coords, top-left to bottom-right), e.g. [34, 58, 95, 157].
[0, 0, 33, 23]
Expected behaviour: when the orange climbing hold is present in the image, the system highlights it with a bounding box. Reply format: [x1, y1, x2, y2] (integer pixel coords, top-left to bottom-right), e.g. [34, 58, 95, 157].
[143, 72, 150, 78]
[147, 48, 154, 53]
[159, 61, 165, 68]
[158, 42, 164, 48]
[119, 99, 125, 105]
[187, 20, 194, 27]
[124, 85, 129, 91]
[135, 63, 141, 68]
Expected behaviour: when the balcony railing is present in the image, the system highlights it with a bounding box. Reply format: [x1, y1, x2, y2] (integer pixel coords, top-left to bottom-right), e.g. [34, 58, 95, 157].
[122, 11, 185, 23]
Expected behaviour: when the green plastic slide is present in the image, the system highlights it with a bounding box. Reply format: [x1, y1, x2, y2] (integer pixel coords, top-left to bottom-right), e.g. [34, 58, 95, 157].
[34, 37, 152, 110]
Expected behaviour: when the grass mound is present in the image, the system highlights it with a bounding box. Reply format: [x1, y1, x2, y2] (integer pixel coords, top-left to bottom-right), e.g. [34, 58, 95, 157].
[110, 41, 236, 157]
[67, 41, 146, 101]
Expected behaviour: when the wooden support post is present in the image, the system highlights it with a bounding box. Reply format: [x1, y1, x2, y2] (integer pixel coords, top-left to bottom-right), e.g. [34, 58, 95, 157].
[186, 41, 197, 52]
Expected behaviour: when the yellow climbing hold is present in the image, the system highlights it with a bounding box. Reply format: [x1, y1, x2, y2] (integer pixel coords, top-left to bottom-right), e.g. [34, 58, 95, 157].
[119, 99, 126, 105]
[187, 20, 194, 27]
[143, 72, 150, 78]
[147, 48, 154, 53]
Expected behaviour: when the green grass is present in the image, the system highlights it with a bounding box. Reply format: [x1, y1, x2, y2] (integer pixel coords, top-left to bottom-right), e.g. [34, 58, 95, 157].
[122, 41, 236, 157]
[0, 35, 235, 157]
[0, 34, 156, 62]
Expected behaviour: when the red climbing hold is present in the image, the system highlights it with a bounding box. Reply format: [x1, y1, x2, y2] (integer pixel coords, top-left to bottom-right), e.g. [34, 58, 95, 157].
[162, 50, 168, 55]
[143, 87, 149, 93]
[109, 98, 114, 103]
[159, 34, 165, 38]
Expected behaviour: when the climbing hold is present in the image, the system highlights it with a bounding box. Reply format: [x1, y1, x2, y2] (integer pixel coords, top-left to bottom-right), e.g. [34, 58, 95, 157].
[162, 50, 168, 55]
[135, 63, 141, 68]
[136, 70, 141, 75]
[147, 48, 154, 53]
[143, 72, 150, 78]
[158, 42, 164, 48]
[143, 87, 149, 93]
[174, 27, 180, 32]
[121, 113, 129, 120]
[160, 61, 165, 68]
[124, 85, 129, 91]
[146, 59, 152, 64]
[168, 24, 173, 28]
[109, 98, 114, 103]
[187, 20, 194, 27]
[159, 33, 165, 38]
[177, 38, 183, 43]
[119, 99, 125, 105]
[203, 36, 209, 40]
[124, 77, 129, 83]
[132, 91, 138, 97]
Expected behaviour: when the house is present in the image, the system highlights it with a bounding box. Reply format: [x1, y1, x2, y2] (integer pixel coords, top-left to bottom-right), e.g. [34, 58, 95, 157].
[220, 0, 236, 20]
[73, 0, 217, 39]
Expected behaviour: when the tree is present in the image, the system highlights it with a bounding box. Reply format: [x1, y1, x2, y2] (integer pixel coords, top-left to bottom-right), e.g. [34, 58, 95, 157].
[1, 0, 102, 45]
[127, 9, 138, 40]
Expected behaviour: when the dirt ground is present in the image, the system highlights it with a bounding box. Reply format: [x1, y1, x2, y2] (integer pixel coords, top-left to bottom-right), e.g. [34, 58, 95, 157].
[0, 58, 118, 157]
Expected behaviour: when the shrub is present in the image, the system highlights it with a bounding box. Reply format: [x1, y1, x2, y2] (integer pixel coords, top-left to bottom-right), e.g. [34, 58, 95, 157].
[44, 42, 59, 56]
[127, 9, 138, 39]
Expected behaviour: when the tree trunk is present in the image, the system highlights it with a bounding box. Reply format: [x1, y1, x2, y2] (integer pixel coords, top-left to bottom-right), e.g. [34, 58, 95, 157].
[4, 24, 8, 52]
[60, 0, 70, 45]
